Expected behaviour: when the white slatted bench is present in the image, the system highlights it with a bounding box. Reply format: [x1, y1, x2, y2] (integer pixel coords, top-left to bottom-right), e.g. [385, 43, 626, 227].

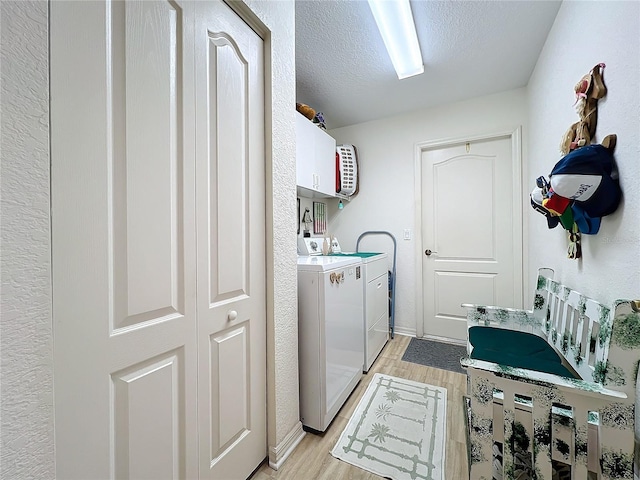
[461, 268, 639, 479]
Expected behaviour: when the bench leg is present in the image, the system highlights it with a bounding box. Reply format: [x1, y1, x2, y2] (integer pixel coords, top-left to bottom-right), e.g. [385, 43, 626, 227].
[598, 407, 635, 480]
[532, 401, 553, 479]
[501, 387, 519, 480]
[572, 404, 590, 479]
[469, 374, 495, 479]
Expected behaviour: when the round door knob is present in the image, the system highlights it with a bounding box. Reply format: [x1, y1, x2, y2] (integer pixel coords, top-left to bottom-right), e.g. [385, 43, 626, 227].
[227, 310, 238, 321]
[425, 249, 438, 256]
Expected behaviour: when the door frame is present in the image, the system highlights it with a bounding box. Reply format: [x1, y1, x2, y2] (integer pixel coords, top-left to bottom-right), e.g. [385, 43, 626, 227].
[413, 127, 525, 339]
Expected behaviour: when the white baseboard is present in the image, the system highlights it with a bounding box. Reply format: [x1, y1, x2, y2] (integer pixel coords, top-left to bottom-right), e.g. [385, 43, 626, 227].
[268, 421, 305, 470]
[392, 329, 467, 347]
[420, 333, 467, 347]
[392, 326, 416, 338]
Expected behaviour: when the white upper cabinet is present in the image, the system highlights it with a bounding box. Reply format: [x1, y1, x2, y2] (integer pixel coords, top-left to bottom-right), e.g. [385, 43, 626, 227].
[296, 112, 336, 197]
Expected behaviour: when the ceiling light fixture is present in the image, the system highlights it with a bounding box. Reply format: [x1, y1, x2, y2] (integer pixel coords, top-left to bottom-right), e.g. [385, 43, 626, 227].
[367, 0, 424, 80]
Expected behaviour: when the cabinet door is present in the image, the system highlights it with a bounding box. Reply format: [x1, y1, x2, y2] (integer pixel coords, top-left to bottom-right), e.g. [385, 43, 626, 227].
[295, 111, 336, 197]
[314, 126, 336, 196]
[296, 112, 317, 191]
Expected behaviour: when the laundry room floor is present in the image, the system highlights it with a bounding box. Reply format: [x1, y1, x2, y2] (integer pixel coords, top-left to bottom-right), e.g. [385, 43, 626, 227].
[251, 335, 469, 480]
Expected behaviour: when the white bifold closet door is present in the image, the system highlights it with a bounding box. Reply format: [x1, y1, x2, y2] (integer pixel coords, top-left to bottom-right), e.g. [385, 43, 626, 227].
[194, 1, 266, 479]
[51, 1, 266, 479]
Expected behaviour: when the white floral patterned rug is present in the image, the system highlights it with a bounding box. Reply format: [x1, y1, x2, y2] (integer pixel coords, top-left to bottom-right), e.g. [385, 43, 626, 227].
[331, 373, 447, 480]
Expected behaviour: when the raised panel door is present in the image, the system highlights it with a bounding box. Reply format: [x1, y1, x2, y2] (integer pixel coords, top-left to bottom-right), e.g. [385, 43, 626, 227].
[51, 1, 198, 477]
[194, 2, 267, 478]
[421, 137, 519, 341]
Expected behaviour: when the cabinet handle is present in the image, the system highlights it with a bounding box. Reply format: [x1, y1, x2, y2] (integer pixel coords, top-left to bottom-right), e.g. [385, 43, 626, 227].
[377, 282, 382, 288]
[227, 310, 238, 321]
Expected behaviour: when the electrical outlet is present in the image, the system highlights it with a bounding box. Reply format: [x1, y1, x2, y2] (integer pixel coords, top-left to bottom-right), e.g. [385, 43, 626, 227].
[403, 229, 411, 240]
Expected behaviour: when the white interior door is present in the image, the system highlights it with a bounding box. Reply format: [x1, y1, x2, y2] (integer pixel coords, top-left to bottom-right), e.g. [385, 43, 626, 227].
[421, 137, 521, 341]
[194, 2, 266, 479]
[51, 1, 198, 478]
[52, 1, 267, 478]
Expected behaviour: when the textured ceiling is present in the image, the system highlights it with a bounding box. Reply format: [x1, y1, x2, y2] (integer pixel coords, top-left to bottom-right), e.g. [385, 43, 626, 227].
[296, 0, 561, 129]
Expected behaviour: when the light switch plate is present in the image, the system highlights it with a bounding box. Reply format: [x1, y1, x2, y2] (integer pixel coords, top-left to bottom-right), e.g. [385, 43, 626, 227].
[403, 229, 411, 240]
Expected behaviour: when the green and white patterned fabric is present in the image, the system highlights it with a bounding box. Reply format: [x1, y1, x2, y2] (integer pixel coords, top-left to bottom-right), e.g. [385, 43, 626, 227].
[332, 373, 447, 480]
[463, 268, 640, 479]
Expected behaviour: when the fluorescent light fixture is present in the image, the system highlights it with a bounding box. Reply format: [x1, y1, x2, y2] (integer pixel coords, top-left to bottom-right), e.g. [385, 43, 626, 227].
[368, 0, 424, 79]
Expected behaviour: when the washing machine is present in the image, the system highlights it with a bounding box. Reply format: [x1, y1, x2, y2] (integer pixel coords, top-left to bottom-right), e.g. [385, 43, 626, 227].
[297, 242, 364, 431]
[299, 237, 389, 373]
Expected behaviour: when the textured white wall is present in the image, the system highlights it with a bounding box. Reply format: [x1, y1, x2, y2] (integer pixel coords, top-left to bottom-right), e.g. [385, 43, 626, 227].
[527, 1, 640, 303]
[328, 89, 528, 336]
[241, 0, 300, 458]
[526, 3, 640, 478]
[0, 1, 55, 478]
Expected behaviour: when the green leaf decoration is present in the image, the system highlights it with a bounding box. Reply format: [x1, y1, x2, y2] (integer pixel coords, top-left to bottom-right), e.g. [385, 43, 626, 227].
[375, 403, 392, 420]
[531, 385, 564, 408]
[600, 448, 633, 478]
[471, 414, 493, 439]
[534, 294, 545, 310]
[533, 418, 551, 448]
[470, 439, 486, 464]
[561, 332, 569, 354]
[515, 311, 528, 324]
[368, 422, 390, 443]
[578, 296, 587, 316]
[473, 377, 495, 405]
[593, 360, 607, 384]
[611, 312, 640, 349]
[555, 438, 570, 458]
[470, 310, 486, 324]
[384, 390, 400, 403]
[599, 319, 612, 347]
[494, 309, 509, 323]
[509, 421, 530, 452]
[605, 364, 626, 386]
[573, 343, 583, 366]
[574, 425, 588, 460]
[600, 402, 634, 429]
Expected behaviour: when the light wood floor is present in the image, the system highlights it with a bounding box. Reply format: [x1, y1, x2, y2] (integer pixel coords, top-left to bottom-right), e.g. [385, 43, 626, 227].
[251, 335, 469, 480]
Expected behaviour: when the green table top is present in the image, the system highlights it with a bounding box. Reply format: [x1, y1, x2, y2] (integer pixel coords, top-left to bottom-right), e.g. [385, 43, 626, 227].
[329, 252, 382, 258]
